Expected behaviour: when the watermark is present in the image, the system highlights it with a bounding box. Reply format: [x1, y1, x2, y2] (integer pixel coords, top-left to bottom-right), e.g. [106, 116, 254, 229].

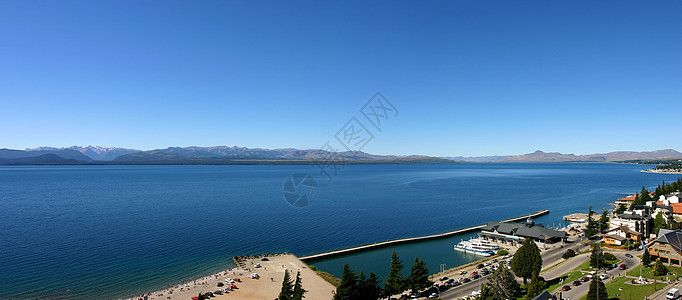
[281, 92, 399, 208]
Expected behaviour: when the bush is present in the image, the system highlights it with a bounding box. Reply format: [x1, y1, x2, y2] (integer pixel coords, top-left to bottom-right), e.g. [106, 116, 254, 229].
[653, 259, 668, 276]
[602, 252, 616, 261]
[497, 249, 509, 256]
[562, 249, 576, 259]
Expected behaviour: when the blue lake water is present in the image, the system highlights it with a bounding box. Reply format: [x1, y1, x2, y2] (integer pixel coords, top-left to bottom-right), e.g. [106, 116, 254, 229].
[0, 163, 678, 299]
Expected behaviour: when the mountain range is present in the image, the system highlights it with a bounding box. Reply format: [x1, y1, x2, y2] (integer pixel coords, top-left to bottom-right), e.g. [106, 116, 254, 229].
[443, 149, 682, 163]
[0, 146, 681, 165]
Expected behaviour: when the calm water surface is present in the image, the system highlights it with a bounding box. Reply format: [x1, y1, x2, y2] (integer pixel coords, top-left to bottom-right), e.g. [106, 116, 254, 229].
[0, 163, 678, 299]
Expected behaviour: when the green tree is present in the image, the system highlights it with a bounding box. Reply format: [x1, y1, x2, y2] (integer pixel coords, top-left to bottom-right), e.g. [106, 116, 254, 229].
[334, 264, 358, 300]
[653, 259, 668, 276]
[362, 272, 382, 300]
[476, 285, 496, 300]
[614, 203, 627, 214]
[480, 262, 521, 300]
[585, 206, 598, 237]
[197, 293, 209, 300]
[598, 210, 609, 233]
[384, 251, 406, 296]
[654, 213, 666, 232]
[589, 245, 605, 268]
[407, 257, 431, 293]
[511, 238, 542, 284]
[525, 273, 547, 300]
[642, 250, 651, 266]
[279, 269, 294, 300]
[292, 271, 307, 300]
[586, 277, 608, 300]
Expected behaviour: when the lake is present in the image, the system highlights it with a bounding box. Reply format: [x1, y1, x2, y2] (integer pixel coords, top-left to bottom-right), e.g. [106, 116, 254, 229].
[0, 163, 677, 299]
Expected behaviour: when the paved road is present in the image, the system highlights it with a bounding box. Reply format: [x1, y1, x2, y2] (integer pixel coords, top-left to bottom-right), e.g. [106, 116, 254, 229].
[438, 238, 642, 300]
[439, 237, 587, 299]
[554, 250, 642, 300]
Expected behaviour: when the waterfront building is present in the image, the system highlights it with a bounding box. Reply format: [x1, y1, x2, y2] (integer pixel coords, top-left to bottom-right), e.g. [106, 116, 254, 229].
[479, 217, 567, 245]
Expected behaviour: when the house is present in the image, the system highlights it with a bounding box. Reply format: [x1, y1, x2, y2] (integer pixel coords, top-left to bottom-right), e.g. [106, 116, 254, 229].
[603, 234, 628, 245]
[602, 225, 642, 245]
[647, 229, 682, 266]
[479, 217, 567, 246]
[615, 195, 637, 206]
[532, 291, 557, 300]
[609, 212, 652, 239]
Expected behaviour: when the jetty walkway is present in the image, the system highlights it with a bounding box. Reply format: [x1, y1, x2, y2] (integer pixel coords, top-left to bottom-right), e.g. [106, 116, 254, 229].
[300, 209, 549, 262]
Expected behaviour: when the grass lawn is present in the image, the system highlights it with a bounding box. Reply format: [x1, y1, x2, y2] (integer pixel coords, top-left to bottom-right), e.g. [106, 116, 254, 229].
[544, 271, 584, 294]
[578, 277, 664, 300]
[626, 264, 682, 281]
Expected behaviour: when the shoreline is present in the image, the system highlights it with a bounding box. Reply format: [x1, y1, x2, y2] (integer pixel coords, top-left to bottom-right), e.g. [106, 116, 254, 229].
[122, 254, 334, 300]
[641, 169, 682, 174]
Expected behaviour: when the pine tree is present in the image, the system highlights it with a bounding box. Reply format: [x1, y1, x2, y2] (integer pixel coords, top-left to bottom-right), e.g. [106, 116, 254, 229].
[599, 210, 609, 233]
[481, 262, 521, 300]
[334, 264, 358, 300]
[511, 238, 542, 284]
[407, 257, 431, 293]
[364, 272, 382, 300]
[589, 245, 605, 268]
[384, 251, 406, 297]
[614, 203, 627, 214]
[525, 273, 547, 300]
[585, 206, 598, 237]
[279, 270, 294, 300]
[642, 250, 651, 266]
[292, 271, 307, 300]
[586, 277, 607, 300]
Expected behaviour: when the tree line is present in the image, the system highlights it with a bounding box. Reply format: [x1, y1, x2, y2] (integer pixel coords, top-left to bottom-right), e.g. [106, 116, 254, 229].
[331, 251, 431, 300]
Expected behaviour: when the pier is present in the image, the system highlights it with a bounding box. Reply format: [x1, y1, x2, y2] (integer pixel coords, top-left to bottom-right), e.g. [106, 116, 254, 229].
[299, 209, 549, 262]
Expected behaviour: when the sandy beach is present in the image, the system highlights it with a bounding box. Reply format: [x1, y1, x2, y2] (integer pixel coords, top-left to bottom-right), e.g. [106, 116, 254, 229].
[126, 254, 335, 300]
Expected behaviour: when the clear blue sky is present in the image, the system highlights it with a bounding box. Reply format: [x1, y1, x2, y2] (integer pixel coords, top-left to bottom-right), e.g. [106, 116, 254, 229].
[1, 1, 680, 156]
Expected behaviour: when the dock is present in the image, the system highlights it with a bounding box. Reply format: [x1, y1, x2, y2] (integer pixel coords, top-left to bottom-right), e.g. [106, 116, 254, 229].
[299, 209, 549, 262]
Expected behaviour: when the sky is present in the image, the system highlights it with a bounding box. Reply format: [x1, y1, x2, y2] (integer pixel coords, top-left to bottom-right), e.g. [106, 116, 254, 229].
[0, 1, 680, 157]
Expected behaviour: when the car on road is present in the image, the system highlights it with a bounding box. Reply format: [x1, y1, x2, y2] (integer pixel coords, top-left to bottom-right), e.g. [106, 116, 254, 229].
[562, 285, 571, 291]
[572, 280, 581, 286]
[625, 253, 633, 258]
[620, 263, 627, 270]
[599, 274, 609, 280]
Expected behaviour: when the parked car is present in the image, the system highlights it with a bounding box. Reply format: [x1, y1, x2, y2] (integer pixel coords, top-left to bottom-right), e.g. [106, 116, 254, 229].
[460, 270, 467, 275]
[472, 274, 481, 279]
[599, 274, 609, 280]
[562, 285, 571, 291]
[625, 253, 633, 258]
[620, 264, 627, 270]
[261, 257, 269, 261]
[217, 282, 224, 287]
[481, 270, 490, 276]
[476, 264, 484, 269]
[572, 280, 581, 286]
[461, 278, 471, 283]
[440, 276, 449, 281]
[451, 281, 461, 287]
[471, 271, 478, 276]
[580, 277, 589, 282]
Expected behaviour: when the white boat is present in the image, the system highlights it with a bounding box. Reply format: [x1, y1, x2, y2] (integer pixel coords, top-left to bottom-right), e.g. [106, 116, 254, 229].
[454, 239, 497, 257]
